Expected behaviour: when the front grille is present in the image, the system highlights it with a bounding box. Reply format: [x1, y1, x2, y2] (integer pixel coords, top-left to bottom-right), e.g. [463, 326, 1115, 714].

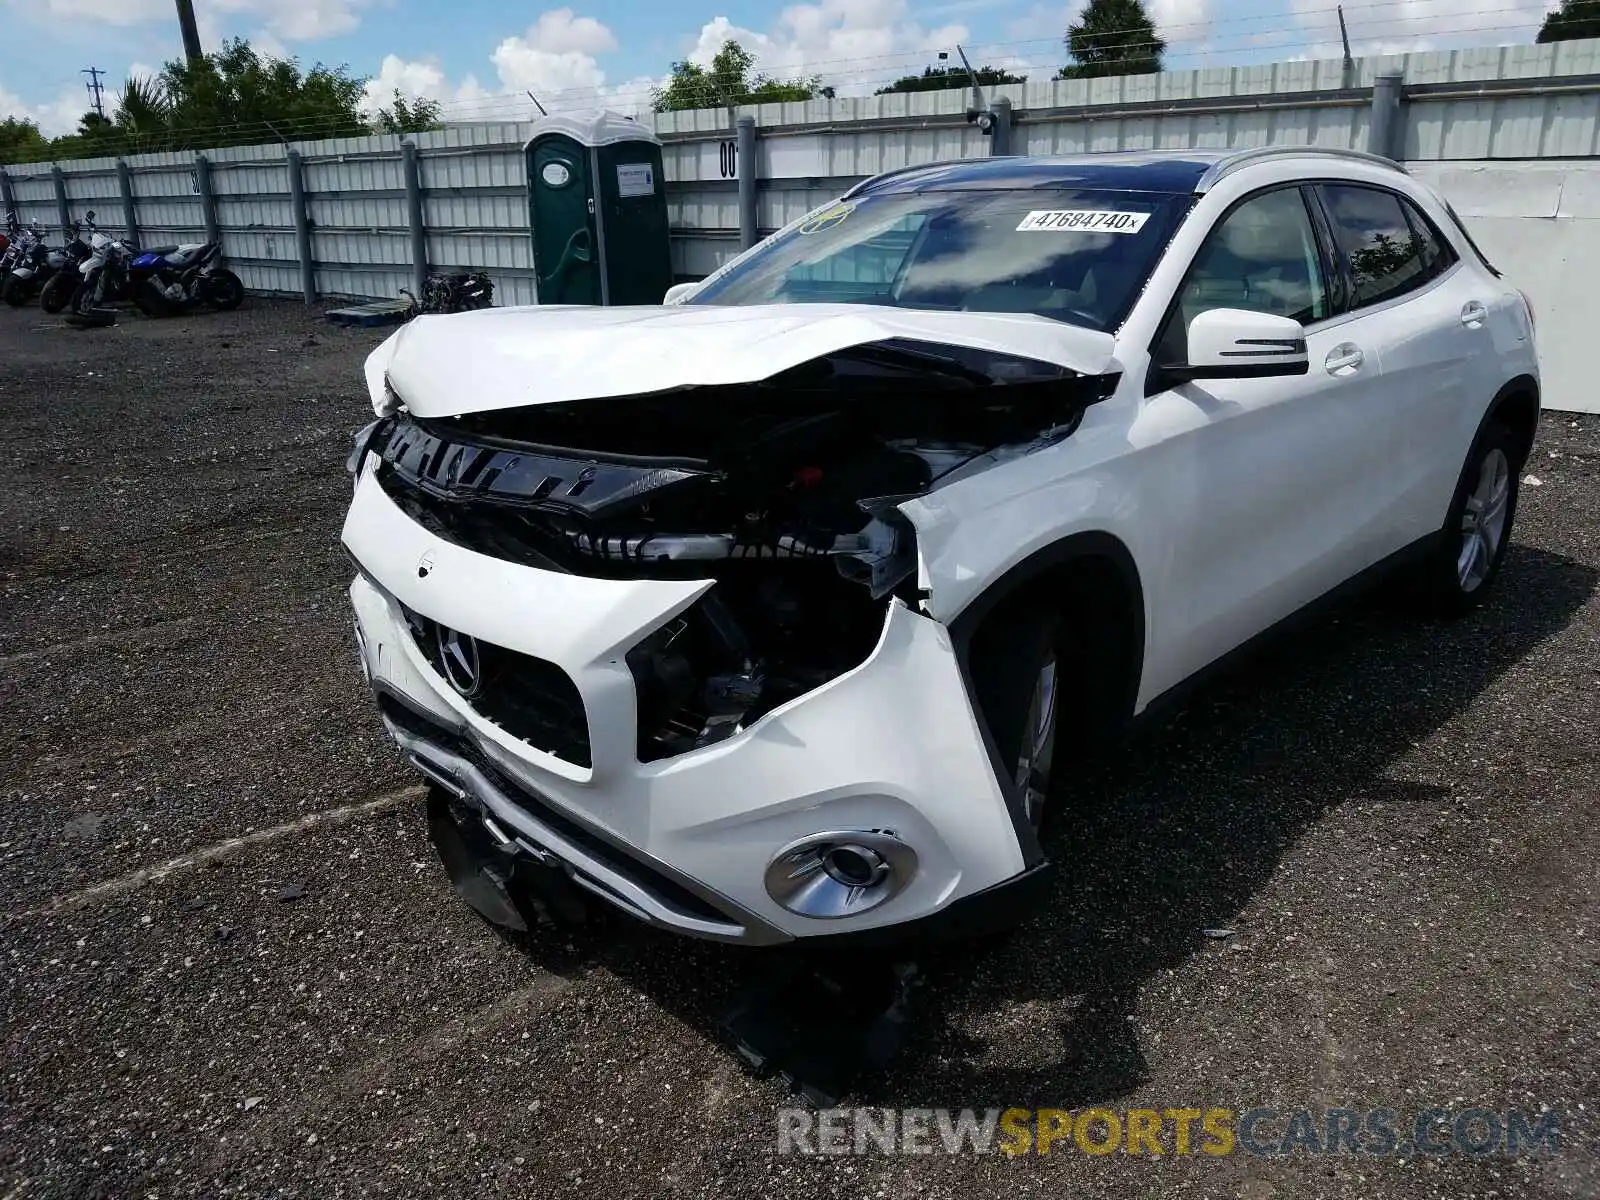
[376, 693, 733, 926]
[397, 602, 591, 768]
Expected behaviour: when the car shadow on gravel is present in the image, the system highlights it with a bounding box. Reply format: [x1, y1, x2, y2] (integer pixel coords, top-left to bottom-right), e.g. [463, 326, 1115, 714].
[497, 543, 1599, 1106]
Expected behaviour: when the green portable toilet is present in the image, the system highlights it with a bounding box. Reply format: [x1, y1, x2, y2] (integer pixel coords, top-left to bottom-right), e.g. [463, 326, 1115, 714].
[526, 111, 673, 306]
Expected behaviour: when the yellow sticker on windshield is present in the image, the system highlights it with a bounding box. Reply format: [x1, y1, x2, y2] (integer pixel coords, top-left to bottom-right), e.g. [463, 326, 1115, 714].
[1016, 210, 1150, 233]
[799, 203, 855, 234]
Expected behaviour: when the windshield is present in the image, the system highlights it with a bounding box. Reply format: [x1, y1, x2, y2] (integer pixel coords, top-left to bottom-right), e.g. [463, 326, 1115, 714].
[688, 187, 1188, 331]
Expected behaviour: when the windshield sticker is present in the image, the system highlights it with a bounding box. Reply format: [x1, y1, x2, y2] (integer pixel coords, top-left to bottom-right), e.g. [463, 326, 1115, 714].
[1016, 210, 1151, 234]
[799, 203, 855, 235]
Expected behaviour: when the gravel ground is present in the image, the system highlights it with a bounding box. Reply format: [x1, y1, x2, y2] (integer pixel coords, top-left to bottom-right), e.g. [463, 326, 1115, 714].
[1, 299, 1597, 1199]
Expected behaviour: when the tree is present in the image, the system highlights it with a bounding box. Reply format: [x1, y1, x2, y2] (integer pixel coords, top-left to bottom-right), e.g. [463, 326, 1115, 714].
[0, 116, 52, 165]
[875, 64, 1026, 94]
[1537, 0, 1600, 41]
[1056, 0, 1166, 80]
[155, 38, 369, 147]
[46, 111, 121, 160]
[653, 39, 821, 111]
[372, 90, 444, 134]
[5, 38, 443, 163]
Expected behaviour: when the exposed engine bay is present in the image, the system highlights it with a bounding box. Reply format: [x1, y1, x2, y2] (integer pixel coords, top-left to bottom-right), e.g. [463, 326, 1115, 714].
[365, 338, 1117, 760]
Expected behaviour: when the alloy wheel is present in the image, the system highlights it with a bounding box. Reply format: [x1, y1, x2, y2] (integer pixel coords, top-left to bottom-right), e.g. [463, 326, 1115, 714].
[1014, 655, 1059, 827]
[1458, 446, 1511, 592]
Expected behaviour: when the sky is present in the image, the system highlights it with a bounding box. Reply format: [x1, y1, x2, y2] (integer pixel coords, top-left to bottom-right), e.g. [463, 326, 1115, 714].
[0, 0, 1559, 136]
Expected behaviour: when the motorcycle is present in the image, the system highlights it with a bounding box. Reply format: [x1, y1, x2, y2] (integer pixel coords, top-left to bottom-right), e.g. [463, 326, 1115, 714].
[399, 271, 493, 320]
[128, 240, 245, 315]
[0, 215, 41, 280]
[4, 219, 84, 307]
[66, 226, 140, 328]
[38, 214, 95, 314]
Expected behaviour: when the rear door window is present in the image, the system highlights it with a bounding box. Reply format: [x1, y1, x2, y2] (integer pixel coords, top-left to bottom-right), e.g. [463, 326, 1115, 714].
[1320, 184, 1450, 309]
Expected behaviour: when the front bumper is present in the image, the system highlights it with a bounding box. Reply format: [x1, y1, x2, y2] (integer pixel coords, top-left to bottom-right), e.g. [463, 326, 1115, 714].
[343, 468, 1030, 944]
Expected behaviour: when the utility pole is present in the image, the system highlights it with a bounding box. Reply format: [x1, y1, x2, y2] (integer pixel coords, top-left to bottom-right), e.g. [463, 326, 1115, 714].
[175, 0, 203, 65]
[1338, 5, 1356, 89]
[82, 67, 106, 119]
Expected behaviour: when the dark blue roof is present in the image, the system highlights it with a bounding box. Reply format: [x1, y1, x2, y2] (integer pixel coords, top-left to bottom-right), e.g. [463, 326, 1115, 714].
[852, 151, 1230, 197]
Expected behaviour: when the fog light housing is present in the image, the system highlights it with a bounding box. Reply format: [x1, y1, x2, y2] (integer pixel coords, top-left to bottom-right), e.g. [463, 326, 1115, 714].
[764, 830, 917, 919]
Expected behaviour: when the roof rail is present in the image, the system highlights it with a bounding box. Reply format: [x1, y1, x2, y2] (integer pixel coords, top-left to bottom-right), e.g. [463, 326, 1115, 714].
[1195, 146, 1407, 193]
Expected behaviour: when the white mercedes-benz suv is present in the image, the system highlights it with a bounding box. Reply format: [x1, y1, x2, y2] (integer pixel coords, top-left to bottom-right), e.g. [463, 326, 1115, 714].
[342, 146, 1539, 947]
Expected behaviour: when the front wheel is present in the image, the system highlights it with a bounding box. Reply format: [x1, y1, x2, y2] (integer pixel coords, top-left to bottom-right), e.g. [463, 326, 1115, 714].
[2, 273, 29, 307]
[1413, 421, 1521, 617]
[970, 605, 1066, 831]
[70, 271, 100, 317]
[205, 268, 244, 311]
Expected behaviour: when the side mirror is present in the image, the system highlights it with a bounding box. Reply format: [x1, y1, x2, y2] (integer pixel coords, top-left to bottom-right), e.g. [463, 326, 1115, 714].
[1164, 308, 1310, 381]
[85, 210, 96, 222]
[662, 281, 698, 305]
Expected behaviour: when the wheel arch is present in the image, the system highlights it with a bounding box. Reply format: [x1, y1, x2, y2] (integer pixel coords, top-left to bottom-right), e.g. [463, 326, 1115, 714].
[1482, 373, 1540, 468]
[944, 530, 1148, 868]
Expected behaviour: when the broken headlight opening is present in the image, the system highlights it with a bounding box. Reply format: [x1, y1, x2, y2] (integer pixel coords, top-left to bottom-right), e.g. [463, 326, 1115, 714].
[371, 338, 1117, 761]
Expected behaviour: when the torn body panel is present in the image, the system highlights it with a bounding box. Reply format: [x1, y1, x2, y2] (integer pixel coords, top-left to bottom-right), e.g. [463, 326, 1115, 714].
[366, 334, 1117, 758]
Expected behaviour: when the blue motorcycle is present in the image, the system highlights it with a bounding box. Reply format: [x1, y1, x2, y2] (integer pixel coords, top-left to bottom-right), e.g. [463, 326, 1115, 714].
[127, 241, 245, 315]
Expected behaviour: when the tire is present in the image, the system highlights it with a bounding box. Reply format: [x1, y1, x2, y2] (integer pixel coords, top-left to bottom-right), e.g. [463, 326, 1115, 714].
[39, 271, 75, 314]
[205, 269, 244, 311]
[2, 273, 28, 307]
[1414, 420, 1521, 618]
[70, 271, 100, 317]
[970, 602, 1066, 831]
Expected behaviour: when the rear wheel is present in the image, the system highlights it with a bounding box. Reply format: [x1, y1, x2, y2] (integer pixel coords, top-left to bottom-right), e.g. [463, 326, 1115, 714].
[1414, 421, 1521, 617]
[2, 273, 28, 307]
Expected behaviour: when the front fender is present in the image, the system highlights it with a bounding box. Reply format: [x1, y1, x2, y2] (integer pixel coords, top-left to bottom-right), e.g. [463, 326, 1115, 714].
[899, 406, 1151, 630]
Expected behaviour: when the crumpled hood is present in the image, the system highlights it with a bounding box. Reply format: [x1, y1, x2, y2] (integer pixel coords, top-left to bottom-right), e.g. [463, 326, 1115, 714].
[366, 302, 1119, 418]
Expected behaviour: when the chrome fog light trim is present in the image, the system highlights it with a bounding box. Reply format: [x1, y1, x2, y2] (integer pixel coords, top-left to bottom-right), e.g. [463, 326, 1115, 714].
[764, 830, 917, 919]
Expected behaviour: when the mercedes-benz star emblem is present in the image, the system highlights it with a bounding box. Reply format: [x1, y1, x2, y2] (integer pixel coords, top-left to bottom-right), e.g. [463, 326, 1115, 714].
[434, 625, 483, 698]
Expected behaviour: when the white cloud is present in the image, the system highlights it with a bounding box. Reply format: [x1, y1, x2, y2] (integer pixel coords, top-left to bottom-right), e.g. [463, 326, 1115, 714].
[16, 0, 367, 40]
[666, 0, 986, 96]
[0, 83, 90, 137]
[360, 11, 649, 123]
[359, 53, 490, 116]
[491, 8, 620, 102]
[203, 0, 368, 41]
[32, 0, 171, 24]
[249, 29, 290, 62]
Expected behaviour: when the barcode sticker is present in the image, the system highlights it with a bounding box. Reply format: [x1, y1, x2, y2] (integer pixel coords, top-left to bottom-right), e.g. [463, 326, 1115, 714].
[1016, 210, 1151, 234]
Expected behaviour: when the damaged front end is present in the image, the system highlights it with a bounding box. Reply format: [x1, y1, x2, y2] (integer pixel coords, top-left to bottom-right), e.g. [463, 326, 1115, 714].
[360, 337, 1116, 760]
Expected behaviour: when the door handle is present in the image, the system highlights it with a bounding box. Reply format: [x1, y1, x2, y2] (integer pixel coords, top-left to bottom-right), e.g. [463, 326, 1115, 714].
[1460, 300, 1488, 327]
[1325, 343, 1364, 375]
